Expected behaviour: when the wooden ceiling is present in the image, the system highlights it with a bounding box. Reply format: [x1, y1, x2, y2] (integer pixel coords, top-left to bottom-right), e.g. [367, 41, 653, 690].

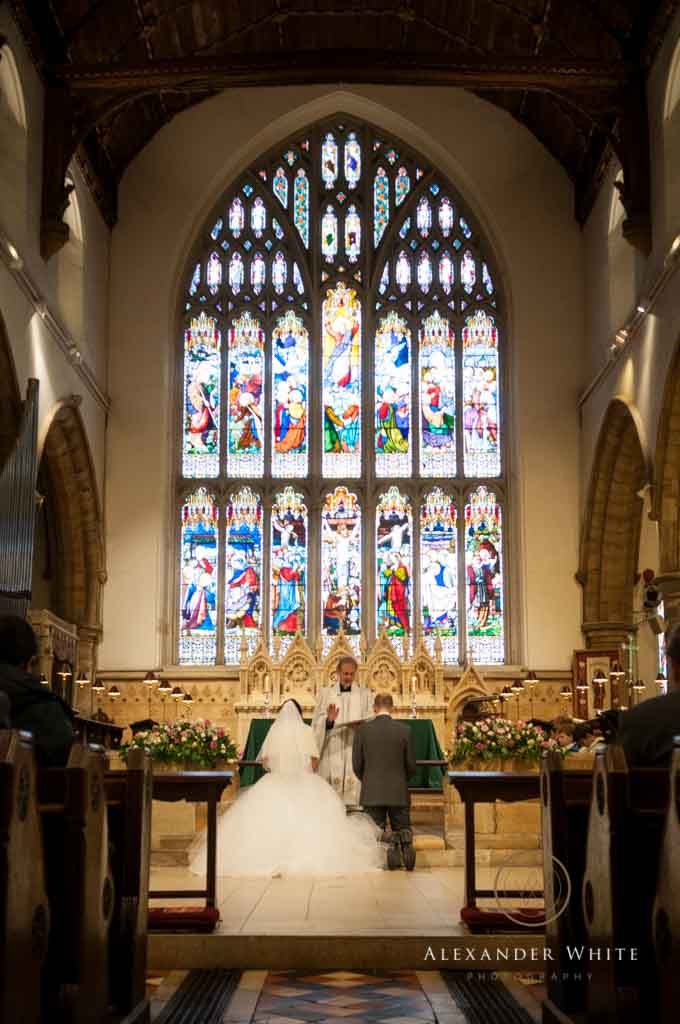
[6, 0, 679, 254]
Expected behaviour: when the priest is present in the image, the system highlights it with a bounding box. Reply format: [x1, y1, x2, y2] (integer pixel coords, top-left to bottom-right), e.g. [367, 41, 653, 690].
[312, 655, 374, 806]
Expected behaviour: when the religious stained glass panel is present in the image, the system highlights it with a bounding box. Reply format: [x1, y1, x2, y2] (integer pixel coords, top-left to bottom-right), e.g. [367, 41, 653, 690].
[419, 311, 456, 477]
[322, 283, 362, 478]
[420, 487, 458, 662]
[375, 311, 411, 478]
[464, 486, 504, 664]
[224, 487, 262, 662]
[321, 486, 362, 651]
[374, 167, 389, 246]
[179, 488, 218, 665]
[294, 170, 309, 247]
[182, 313, 220, 478]
[462, 311, 500, 477]
[376, 487, 413, 640]
[227, 312, 265, 477]
[271, 487, 308, 638]
[272, 310, 309, 478]
[344, 133, 361, 188]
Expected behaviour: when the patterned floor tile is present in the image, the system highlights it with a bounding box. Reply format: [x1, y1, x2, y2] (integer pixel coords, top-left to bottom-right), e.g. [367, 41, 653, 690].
[253, 972, 436, 1024]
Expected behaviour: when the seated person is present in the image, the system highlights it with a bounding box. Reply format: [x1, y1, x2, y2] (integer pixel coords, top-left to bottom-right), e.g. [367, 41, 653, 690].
[617, 624, 680, 766]
[573, 722, 603, 750]
[551, 718, 579, 752]
[0, 614, 75, 766]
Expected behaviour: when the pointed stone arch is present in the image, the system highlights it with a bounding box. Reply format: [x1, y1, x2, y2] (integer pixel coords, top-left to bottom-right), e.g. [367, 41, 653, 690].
[0, 309, 21, 474]
[579, 398, 648, 646]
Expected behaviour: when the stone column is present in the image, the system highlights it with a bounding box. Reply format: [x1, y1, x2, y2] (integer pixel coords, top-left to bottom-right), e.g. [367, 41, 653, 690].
[582, 621, 634, 651]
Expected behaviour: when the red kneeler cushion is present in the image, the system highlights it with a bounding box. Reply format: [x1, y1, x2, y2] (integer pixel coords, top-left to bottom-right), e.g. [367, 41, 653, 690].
[460, 906, 545, 933]
[148, 906, 220, 932]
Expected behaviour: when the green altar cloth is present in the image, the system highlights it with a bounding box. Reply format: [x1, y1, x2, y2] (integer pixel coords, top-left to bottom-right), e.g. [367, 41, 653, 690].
[240, 717, 445, 790]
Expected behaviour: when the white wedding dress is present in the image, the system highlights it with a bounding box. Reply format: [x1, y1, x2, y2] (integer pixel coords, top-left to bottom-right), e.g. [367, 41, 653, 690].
[190, 701, 383, 877]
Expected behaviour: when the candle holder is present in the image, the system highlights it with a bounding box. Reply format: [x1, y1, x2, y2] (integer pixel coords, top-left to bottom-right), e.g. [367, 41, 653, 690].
[91, 675, 105, 716]
[157, 678, 172, 721]
[525, 670, 538, 718]
[510, 678, 524, 719]
[143, 669, 159, 718]
[655, 671, 667, 695]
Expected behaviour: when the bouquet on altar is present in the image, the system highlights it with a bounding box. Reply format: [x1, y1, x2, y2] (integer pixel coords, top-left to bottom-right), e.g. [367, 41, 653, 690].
[120, 718, 238, 769]
[449, 716, 569, 765]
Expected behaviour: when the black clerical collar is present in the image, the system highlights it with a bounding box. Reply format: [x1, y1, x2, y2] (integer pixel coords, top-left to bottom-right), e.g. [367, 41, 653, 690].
[339, 684, 353, 692]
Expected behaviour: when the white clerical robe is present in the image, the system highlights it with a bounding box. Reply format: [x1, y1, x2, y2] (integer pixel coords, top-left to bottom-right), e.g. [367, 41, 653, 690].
[312, 682, 374, 805]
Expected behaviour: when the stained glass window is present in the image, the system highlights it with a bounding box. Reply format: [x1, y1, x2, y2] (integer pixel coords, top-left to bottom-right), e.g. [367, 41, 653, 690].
[182, 313, 220, 478]
[224, 487, 262, 662]
[179, 119, 506, 665]
[180, 488, 218, 665]
[322, 283, 361, 478]
[321, 486, 362, 650]
[420, 488, 458, 662]
[464, 486, 504, 664]
[227, 312, 265, 478]
[272, 310, 309, 478]
[376, 487, 413, 641]
[375, 311, 411, 477]
[271, 487, 307, 639]
[462, 311, 500, 477]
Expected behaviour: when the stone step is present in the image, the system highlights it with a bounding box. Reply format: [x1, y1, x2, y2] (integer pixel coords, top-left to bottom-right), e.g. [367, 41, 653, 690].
[157, 833, 196, 850]
[151, 848, 190, 868]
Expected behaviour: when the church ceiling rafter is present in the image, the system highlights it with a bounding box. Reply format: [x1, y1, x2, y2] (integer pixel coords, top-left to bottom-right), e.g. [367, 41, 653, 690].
[7, 0, 679, 255]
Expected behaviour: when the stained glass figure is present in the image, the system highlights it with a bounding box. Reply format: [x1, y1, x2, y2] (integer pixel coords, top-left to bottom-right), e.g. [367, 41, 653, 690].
[271, 487, 307, 636]
[658, 601, 667, 683]
[379, 263, 389, 295]
[417, 251, 433, 293]
[294, 170, 309, 247]
[344, 133, 361, 188]
[483, 262, 494, 295]
[399, 218, 411, 239]
[420, 487, 458, 662]
[419, 311, 456, 476]
[272, 310, 309, 478]
[322, 283, 361, 478]
[228, 252, 244, 294]
[251, 197, 267, 236]
[376, 487, 412, 641]
[345, 205, 361, 263]
[439, 198, 454, 236]
[396, 251, 411, 292]
[416, 197, 432, 237]
[229, 197, 245, 237]
[211, 218, 223, 240]
[293, 262, 304, 294]
[322, 206, 338, 262]
[250, 252, 266, 294]
[460, 216, 472, 239]
[374, 167, 389, 247]
[227, 312, 265, 477]
[439, 252, 454, 293]
[461, 249, 476, 293]
[273, 167, 288, 208]
[272, 218, 284, 240]
[272, 251, 287, 294]
[462, 311, 500, 477]
[395, 166, 410, 206]
[182, 313, 221, 478]
[375, 311, 411, 477]
[224, 486, 262, 661]
[206, 252, 222, 294]
[189, 262, 200, 296]
[179, 488, 218, 665]
[464, 486, 504, 663]
[322, 133, 338, 190]
[321, 486, 361, 647]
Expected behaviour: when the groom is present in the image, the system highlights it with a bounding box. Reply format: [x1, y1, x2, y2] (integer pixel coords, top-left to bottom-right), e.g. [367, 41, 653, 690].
[312, 655, 373, 806]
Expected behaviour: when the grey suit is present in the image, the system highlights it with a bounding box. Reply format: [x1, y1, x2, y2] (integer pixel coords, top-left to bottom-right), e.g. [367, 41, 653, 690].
[352, 714, 417, 831]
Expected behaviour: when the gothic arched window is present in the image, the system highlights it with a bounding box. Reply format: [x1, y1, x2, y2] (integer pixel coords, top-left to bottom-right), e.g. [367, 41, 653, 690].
[177, 119, 506, 667]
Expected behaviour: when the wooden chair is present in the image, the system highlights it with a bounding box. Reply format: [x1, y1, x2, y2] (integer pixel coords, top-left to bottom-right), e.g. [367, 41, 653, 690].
[652, 736, 680, 1024]
[540, 751, 592, 1024]
[581, 745, 669, 1024]
[0, 730, 49, 1024]
[39, 743, 113, 1023]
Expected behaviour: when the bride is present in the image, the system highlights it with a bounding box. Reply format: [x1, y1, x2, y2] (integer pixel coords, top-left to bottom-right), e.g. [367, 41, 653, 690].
[190, 699, 383, 877]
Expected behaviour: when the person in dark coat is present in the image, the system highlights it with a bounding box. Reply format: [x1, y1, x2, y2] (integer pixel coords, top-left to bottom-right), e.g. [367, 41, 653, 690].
[617, 622, 680, 766]
[352, 692, 417, 869]
[0, 614, 75, 766]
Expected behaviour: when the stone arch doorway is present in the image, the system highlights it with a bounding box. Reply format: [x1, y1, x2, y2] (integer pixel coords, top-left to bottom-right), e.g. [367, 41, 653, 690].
[0, 309, 21, 474]
[579, 399, 648, 648]
[32, 400, 105, 679]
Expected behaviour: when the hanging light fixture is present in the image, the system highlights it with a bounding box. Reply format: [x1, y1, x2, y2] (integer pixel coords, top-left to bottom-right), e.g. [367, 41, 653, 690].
[57, 662, 72, 682]
[39, 673, 49, 686]
[76, 671, 89, 688]
[182, 691, 194, 706]
[524, 670, 538, 717]
[655, 671, 667, 694]
[157, 678, 172, 696]
[171, 686, 184, 701]
[91, 676, 105, 693]
[108, 684, 121, 701]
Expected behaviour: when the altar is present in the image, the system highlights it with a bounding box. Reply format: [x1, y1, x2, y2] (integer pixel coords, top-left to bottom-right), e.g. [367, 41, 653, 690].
[240, 717, 445, 789]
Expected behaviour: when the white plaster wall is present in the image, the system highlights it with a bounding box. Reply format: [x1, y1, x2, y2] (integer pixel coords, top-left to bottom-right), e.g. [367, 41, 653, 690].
[101, 84, 585, 671]
[0, 9, 110, 497]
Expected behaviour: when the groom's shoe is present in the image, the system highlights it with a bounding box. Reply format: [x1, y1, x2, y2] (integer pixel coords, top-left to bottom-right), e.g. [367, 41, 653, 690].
[400, 828, 416, 872]
[386, 833, 402, 870]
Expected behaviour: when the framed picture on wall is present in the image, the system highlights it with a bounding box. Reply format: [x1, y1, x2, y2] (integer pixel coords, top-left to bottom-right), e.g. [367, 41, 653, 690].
[572, 649, 624, 719]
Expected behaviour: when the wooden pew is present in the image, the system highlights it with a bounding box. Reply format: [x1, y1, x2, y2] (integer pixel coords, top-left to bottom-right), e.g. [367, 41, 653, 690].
[39, 743, 113, 1024]
[581, 745, 669, 1024]
[105, 750, 152, 1023]
[652, 737, 680, 1024]
[540, 751, 593, 1024]
[0, 730, 49, 1024]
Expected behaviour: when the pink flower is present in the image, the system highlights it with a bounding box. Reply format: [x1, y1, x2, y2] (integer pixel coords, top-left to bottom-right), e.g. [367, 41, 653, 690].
[210, 740, 217, 749]
[475, 742, 484, 751]
[218, 728, 225, 737]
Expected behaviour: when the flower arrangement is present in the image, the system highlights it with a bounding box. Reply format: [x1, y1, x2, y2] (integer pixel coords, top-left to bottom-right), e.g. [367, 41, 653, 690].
[450, 717, 569, 765]
[120, 719, 238, 769]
